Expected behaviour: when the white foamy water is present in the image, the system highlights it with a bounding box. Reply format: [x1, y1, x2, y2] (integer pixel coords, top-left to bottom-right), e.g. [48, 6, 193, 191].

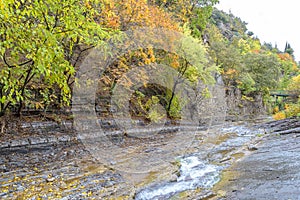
[135, 156, 221, 200]
[135, 124, 263, 200]
[221, 125, 263, 136]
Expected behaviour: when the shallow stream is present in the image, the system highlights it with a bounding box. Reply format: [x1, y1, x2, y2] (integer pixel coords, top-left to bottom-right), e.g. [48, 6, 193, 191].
[134, 122, 266, 199]
[0, 119, 270, 199]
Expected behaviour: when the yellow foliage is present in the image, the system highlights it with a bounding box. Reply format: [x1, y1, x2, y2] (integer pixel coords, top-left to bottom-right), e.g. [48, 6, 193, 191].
[225, 68, 237, 75]
[99, 0, 180, 31]
[170, 60, 180, 68]
[288, 74, 300, 91]
[277, 53, 294, 61]
[273, 106, 279, 113]
[292, 63, 298, 71]
[238, 38, 251, 55]
[273, 111, 286, 120]
[284, 104, 289, 110]
[223, 68, 238, 79]
[273, 103, 300, 120]
[285, 103, 300, 117]
[241, 95, 254, 102]
[277, 52, 299, 75]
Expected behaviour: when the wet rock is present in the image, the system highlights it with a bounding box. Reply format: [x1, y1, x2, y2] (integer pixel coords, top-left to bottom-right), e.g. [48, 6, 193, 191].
[60, 121, 73, 131]
[110, 160, 116, 165]
[144, 147, 158, 153]
[10, 139, 30, 147]
[47, 136, 58, 143]
[6, 117, 296, 199]
[13, 184, 25, 191]
[218, 129, 300, 199]
[277, 127, 300, 135]
[169, 174, 178, 182]
[258, 117, 300, 134]
[189, 190, 215, 200]
[58, 135, 71, 143]
[10, 161, 24, 167]
[220, 156, 231, 163]
[0, 165, 8, 172]
[28, 137, 48, 145]
[247, 145, 258, 151]
[0, 193, 6, 197]
[0, 141, 10, 149]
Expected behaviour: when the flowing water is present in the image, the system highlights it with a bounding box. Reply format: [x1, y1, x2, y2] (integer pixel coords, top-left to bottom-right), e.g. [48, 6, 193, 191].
[135, 122, 266, 199]
[135, 156, 222, 200]
[0, 120, 269, 199]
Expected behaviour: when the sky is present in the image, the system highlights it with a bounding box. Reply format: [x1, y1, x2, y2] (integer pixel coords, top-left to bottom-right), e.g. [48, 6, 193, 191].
[215, 0, 300, 62]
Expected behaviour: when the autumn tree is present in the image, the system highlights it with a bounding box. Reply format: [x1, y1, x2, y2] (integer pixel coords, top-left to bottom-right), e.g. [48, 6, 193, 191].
[148, 0, 219, 37]
[0, 0, 110, 116]
[96, 0, 216, 120]
[277, 53, 299, 89]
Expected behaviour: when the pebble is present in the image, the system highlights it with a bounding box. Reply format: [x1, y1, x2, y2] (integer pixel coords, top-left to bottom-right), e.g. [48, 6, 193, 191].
[59, 181, 68, 189]
[110, 160, 116, 165]
[46, 177, 56, 182]
[16, 184, 25, 191]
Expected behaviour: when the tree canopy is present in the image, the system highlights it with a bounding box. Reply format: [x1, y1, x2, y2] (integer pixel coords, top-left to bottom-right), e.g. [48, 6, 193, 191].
[0, 0, 299, 119]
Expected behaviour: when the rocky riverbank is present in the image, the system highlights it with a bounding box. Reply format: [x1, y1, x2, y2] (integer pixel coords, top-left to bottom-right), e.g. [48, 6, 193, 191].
[0, 116, 299, 199]
[212, 117, 300, 199]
